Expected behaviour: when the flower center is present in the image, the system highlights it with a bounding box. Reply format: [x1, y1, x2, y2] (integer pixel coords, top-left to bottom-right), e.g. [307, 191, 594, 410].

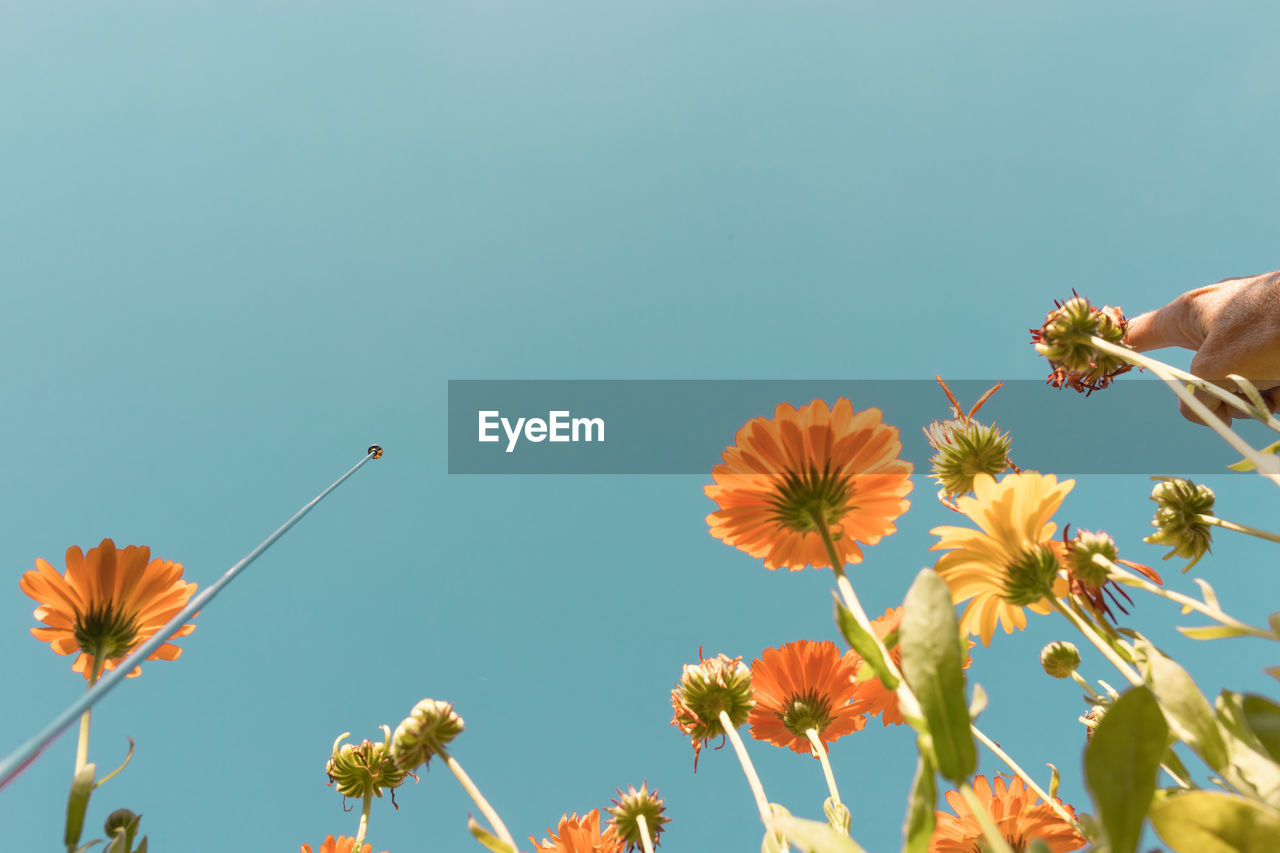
[767, 465, 853, 533]
[781, 689, 833, 738]
[1000, 545, 1060, 606]
[73, 603, 139, 660]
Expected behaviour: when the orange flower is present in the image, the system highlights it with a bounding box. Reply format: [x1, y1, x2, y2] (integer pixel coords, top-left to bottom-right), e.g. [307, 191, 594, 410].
[931, 775, 1086, 852]
[706, 399, 913, 571]
[531, 810, 624, 853]
[930, 473, 1073, 646]
[300, 836, 383, 853]
[748, 640, 869, 753]
[20, 539, 197, 680]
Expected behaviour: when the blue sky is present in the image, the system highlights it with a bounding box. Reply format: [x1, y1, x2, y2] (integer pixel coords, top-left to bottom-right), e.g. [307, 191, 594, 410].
[2, 3, 1278, 851]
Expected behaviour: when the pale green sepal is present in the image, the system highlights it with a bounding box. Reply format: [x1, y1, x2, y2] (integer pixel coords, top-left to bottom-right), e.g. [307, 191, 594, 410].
[901, 746, 935, 853]
[468, 816, 517, 853]
[899, 570, 975, 785]
[773, 814, 869, 853]
[1226, 438, 1280, 471]
[1138, 639, 1229, 772]
[1177, 625, 1255, 641]
[968, 683, 988, 721]
[1149, 790, 1280, 852]
[833, 594, 898, 690]
[65, 762, 97, 849]
[1084, 686, 1167, 853]
[823, 798, 850, 836]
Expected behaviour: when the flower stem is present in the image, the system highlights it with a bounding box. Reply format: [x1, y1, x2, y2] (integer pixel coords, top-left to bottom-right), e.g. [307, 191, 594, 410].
[440, 747, 516, 851]
[956, 782, 1015, 853]
[1048, 597, 1142, 687]
[353, 791, 373, 849]
[636, 814, 656, 853]
[1198, 514, 1280, 545]
[804, 728, 843, 806]
[1090, 336, 1280, 482]
[74, 655, 106, 775]
[1100, 556, 1275, 641]
[718, 710, 774, 828]
[969, 725, 1085, 835]
[1069, 671, 1104, 703]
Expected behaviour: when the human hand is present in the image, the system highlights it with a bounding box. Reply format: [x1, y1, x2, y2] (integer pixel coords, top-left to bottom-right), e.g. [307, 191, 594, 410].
[1126, 271, 1280, 424]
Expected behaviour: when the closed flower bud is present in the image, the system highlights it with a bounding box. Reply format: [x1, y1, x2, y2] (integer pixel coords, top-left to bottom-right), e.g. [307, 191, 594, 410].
[925, 419, 1012, 499]
[608, 782, 670, 850]
[1065, 529, 1118, 588]
[669, 652, 754, 769]
[391, 699, 465, 773]
[1040, 642, 1081, 679]
[1144, 479, 1215, 570]
[1000, 545, 1061, 606]
[326, 727, 406, 799]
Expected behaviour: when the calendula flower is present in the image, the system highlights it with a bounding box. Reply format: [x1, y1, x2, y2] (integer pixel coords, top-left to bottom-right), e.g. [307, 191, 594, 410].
[705, 398, 913, 570]
[1039, 642, 1081, 679]
[531, 810, 624, 853]
[1144, 478, 1215, 570]
[300, 836, 383, 853]
[1030, 295, 1132, 394]
[747, 640, 869, 753]
[1058, 527, 1164, 620]
[390, 699, 464, 773]
[930, 472, 1074, 646]
[20, 539, 197, 680]
[669, 651, 754, 769]
[848, 608, 974, 726]
[608, 783, 669, 850]
[931, 775, 1087, 852]
[326, 728, 407, 801]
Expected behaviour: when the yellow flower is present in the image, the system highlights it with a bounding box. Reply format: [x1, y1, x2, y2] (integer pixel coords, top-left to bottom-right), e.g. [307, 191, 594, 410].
[929, 472, 1074, 646]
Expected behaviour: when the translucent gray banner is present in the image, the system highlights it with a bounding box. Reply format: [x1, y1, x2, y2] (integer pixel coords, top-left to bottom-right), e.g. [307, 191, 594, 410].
[447, 380, 1274, 474]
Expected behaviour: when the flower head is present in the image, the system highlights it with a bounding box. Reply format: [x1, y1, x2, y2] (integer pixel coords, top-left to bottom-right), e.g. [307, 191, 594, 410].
[747, 640, 868, 753]
[1059, 527, 1164, 620]
[926, 418, 1014, 501]
[608, 783, 669, 850]
[1144, 478, 1215, 571]
[20, 539, 197, 680]
[1030, 295, 1132, 394]
[326, 728, 407, 800]
[1039, 642, 1081, 679]
[930, 472, 1075, 646]
[391, 699, 464, 773]
[531, 810, 624, 853]
[705, 399, 912, 570]
[848, 608, 975, 726]
[931, 775, 1087, 852]
[301, 836, 382, 853]
[669, 651, 754, 769]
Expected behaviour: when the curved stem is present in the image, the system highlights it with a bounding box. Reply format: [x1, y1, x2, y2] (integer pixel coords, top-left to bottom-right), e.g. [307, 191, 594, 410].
[1198, 514, 1280, 545]
[718, 710, 773, 828]
[1048, 597, 1142, 687]
[1101, 557, 1275, 641]
[352, 791, 373, 849]
[970, 725, 1086, 836]
[804, 728, 842, 806]
[636, 814, 655, 853]
[957, 782, 1015, 853]
[440, 748, 516, 850]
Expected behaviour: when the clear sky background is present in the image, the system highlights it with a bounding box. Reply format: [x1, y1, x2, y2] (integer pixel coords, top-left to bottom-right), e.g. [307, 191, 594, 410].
[2, 3, 1279, 851]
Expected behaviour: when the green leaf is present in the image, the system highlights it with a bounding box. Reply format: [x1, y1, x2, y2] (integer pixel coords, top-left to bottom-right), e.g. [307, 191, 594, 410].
[65, 762, 97, 848]
[1084, 686, 1168, 853]
[833, 594, 899, 690]
[901, 745, 936, 853]
[1241, 695, 1280, 764]
[1226, 438, 1280, 471]
[1214, 692, 1280, 808]
[1177, 625, 1256, 641]
[773, 815, 869, 853]
[467, 816, 517, 853]
[1192, 578, 1221, 611]
[71, 842, 103, 853]
[762, 804, 792, 853]
[1139, 639, 1229, 772]
[134, 838, 147, 853]
[899, 570, 975, 785]
[1149, 790, 1280, 852]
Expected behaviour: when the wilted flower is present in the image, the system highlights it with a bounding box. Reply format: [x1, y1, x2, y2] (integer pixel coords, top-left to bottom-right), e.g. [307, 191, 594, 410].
[931, 774, 1087, 852]
[1030, 295, 1132, 394]
[608, 783, 669, 850]
[391, 699, 464, 773]
[326, 728, 407, 800]
[669, 651, 754, 769]
[1039, 642, 1081, 679]
[1144, 478, 1215, 571]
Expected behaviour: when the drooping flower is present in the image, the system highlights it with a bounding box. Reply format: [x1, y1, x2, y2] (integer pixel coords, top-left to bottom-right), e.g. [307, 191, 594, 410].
[706, 399, 913, 570]
[300, 836, 382, 853]
[931, 775, 1087, 852]
[608, 783, 669, 850]
[326, 727, 407, 801]
[1144, 478, 1215, 571]
[20, 539, 197, 680]
[930, 472, 1074, 646]
[390, 698, 464, 773]
[531, 810, 624, 853]
[669, 651, 754, 770]
[847, 608, 974, 726]
[747, 640, 869, 753]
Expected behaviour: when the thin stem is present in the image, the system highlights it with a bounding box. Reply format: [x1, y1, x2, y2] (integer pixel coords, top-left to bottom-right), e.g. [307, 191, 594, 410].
[441, 748, 515, 850]
[718, 710, 773, 827]
[1049, 597, 1142, 687]
[353, 791, 373, 849]
[1069, 671, 1104, 703]
[804, 728, 842, 806]
[1090, 336, 1280, 482]
[970, 725, 1085, 835]
[636, 814, 656, 853]
[957, 782, 1015, 853]
[1199, 514, 1280, 545]
[1101, 556, 1275, 641]
[74, 655, 106, 775]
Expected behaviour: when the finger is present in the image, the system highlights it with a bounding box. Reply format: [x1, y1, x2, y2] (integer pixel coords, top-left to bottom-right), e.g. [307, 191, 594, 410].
[1125, 289, 1214, 352]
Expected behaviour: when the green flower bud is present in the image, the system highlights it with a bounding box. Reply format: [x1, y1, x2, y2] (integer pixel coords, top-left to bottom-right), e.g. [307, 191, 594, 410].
[1144, 478, 1215, 570]
[1031, 296, 1132, 393]
[925, 419, 1012, 498]
[1000, 545, 1061, 606]
[391, 699, 464, 773]
[1040, 642, 1081, 679]
[669, 652, 754, 769]
[326, 726, 406, 799]
[1066, 529, 1118, 587]
[608, 782, 670, 850]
